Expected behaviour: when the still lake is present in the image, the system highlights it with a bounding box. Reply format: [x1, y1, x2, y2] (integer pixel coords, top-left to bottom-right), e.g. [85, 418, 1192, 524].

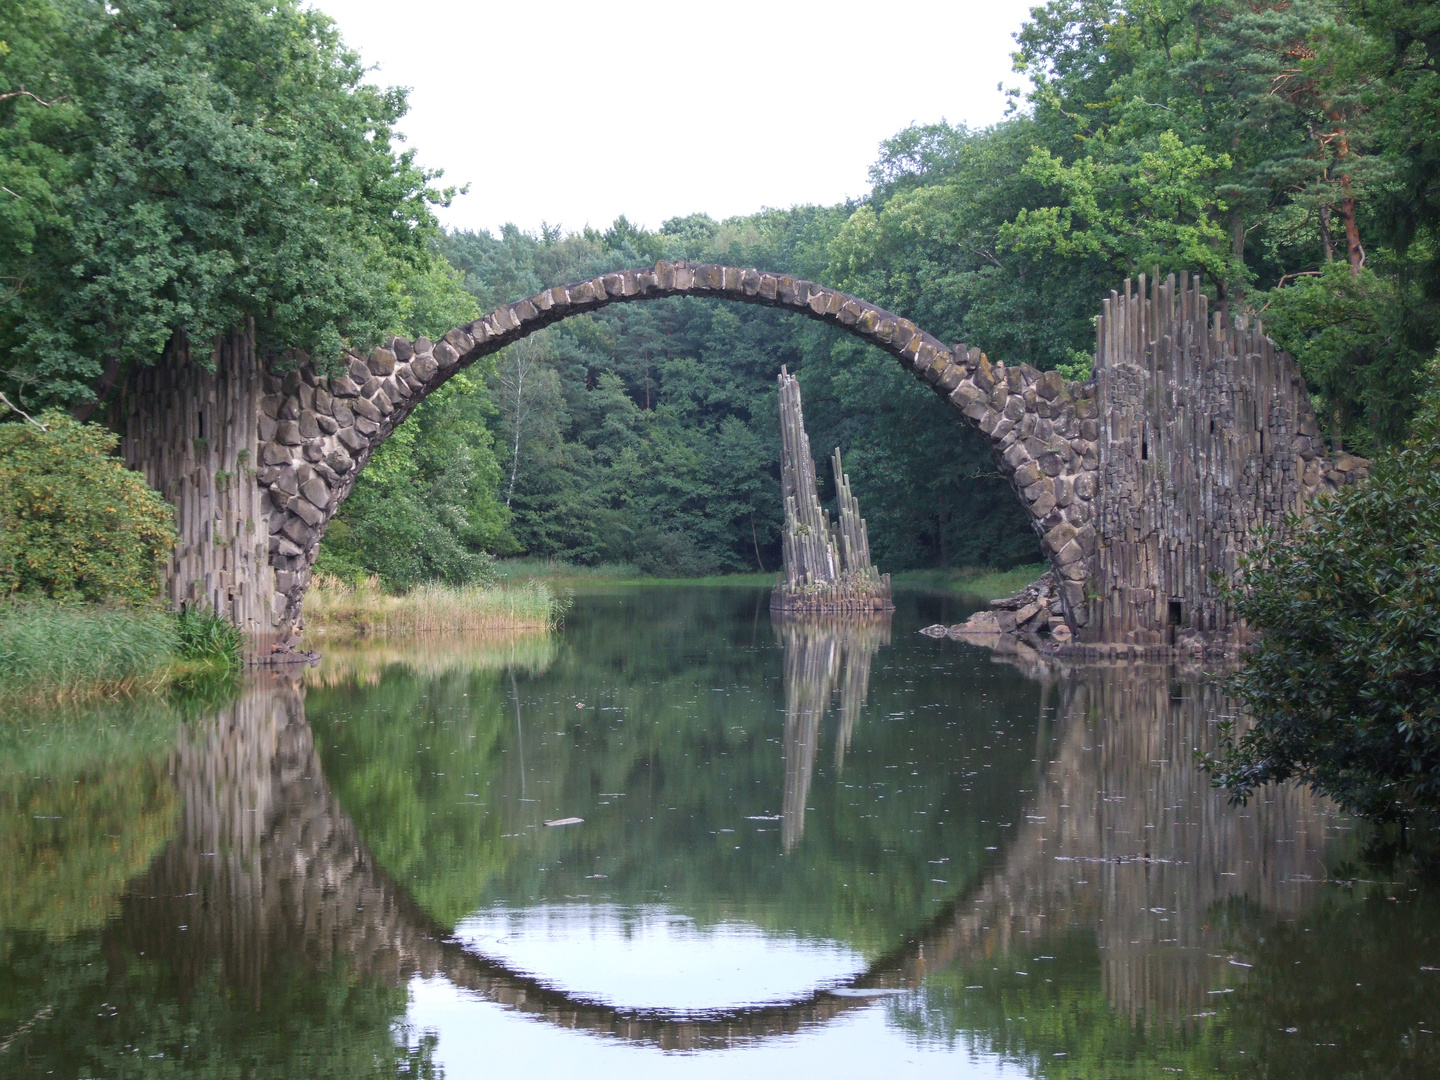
[3, 586, 1438, 1078]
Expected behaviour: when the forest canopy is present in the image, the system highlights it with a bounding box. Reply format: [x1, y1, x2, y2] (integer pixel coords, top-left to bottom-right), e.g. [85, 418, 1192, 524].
[4, 0, 1438, 580]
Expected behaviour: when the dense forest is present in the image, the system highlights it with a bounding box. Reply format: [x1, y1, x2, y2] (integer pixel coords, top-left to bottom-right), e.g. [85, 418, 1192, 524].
[4, 0, 1438, 583]
[317, 0, 1440, 583]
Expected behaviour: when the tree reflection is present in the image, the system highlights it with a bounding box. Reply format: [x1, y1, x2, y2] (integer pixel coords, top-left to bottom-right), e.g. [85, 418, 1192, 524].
[3, 596, 1439, 1077]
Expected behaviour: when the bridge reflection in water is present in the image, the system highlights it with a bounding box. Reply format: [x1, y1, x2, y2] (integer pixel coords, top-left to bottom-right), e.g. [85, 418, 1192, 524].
[102, 647, 1342, 1055]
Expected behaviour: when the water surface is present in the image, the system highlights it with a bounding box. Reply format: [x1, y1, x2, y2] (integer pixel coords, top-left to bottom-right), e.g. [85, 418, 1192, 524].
[2, 586, 1437, 1078]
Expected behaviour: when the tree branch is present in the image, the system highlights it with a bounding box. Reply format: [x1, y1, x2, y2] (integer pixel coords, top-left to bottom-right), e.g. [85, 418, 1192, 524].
[0, 88, 63, 108]
[0, 391, 48, 430]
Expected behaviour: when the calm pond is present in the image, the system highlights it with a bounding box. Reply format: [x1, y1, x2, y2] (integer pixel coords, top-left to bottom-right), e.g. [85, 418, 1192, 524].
[3, 586, 1438, 1078]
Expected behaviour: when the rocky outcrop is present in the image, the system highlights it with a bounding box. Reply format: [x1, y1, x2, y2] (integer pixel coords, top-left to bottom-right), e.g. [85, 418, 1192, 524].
[772, 368, 892, 613]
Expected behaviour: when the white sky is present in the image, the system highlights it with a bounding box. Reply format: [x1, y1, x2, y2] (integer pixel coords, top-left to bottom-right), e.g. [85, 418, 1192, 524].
[311, 0, 1039, 237]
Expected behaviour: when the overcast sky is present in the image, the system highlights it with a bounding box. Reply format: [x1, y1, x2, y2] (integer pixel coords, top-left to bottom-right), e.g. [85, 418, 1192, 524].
[311, 0, 1039, 237]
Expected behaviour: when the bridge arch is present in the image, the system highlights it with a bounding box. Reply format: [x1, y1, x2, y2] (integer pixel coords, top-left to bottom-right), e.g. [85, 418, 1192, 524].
[249, 261, 1102, 637]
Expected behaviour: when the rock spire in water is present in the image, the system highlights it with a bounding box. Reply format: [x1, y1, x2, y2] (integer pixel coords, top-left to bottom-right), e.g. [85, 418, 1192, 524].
[773, 368, 892, 613]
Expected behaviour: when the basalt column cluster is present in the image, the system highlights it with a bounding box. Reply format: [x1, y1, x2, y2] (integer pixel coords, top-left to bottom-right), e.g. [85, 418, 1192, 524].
[772, 369, 893, 614]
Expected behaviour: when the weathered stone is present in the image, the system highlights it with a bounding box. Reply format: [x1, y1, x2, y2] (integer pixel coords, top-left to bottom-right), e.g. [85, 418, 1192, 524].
[1002, 442, 1031, 471]
[1039, 451, 1065, 477]
[261, 394, 283, 419]
[1054, 475, 1073, 508]
[300, 476, 330, 509]
[326, 448, 354, 474]
[412, 355, 439, 383]
[302, 442, 324, 464]
[330, 375, 360, 398]
[298, 411, 321, 439]
[351, 396, 381, 423]
[261, 441, 291, 466]
[258, 415, 278, 443]
[367, 348, 397, 376]
[1035, 369, 1064, 400]
[1029, 487, 1057, 519]
[353, 415, 378, 437]
[314, 387, 334, 416]
[372, 389, 393, 416]
[281, 517, 312, 546]
[289, 495, 324, 527]
[1012, 462, 1044, 489]
[1013, 600, 1042, 626]
[317, 414, 338, 435]
[337, 426, 366, 453]
[275, 420, 302, 445]
[1054, 538, 1084, 566]
[272, 465, 299, 496]
[1043, 520, 1078, 554]
[433, 340, 459, 368]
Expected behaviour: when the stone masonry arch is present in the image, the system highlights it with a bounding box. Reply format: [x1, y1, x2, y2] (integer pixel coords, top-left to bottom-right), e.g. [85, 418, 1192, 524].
[244, 261, 1101, 640]
[121, 263, 1361, 655]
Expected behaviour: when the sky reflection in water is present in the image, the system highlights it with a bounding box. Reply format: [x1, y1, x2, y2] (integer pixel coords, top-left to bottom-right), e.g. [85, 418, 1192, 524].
[2, 586, 1437, 1079]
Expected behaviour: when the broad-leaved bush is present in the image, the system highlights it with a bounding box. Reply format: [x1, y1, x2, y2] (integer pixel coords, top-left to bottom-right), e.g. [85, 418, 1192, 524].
[0, 414, 174, 602]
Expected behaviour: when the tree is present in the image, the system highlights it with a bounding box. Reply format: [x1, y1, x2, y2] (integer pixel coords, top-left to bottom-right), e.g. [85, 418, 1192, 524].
[1207, 362, 1440, 822]
[0, 0, 464, 411]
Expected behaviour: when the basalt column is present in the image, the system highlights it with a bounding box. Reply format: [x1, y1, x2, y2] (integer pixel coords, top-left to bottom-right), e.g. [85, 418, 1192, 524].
[772, 368, 892, 613]
[1083, 273, 1369, 649]
[119, 324, 282, 648]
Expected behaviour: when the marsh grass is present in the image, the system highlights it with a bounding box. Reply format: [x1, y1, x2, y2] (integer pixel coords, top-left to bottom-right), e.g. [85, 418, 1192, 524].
[304, 573, 567, 638]
[0, 604, 178, 702]
[893, 563, 1049, 602]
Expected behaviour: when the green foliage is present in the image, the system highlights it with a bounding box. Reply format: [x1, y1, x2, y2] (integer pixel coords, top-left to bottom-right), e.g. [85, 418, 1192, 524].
[173, 606, 243, 674]
[0, 0, 463, 408]
[0, 702, 178, 937]
[1262, 260, 1434, 450]
[1207, 364, 1440, 821]
[0, 412, 174, 603]
[316, 371, 505, 590]
[0, 603, 177, 697]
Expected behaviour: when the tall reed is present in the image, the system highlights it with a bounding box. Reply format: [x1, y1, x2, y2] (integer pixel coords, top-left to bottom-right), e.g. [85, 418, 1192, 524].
[0, 605, 178, 701]
[304, 573, 566, 638]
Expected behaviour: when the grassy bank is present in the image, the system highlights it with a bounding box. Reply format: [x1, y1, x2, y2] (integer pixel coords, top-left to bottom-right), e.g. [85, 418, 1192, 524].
[303, 574, 567, 638]
[493, 558, 775, 588]
[0, 604, 242, 705]
[893, 563, 1047, 602]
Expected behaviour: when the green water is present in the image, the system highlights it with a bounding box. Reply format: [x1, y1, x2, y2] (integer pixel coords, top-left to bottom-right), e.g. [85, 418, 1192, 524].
[2, 587, 1437, 1078]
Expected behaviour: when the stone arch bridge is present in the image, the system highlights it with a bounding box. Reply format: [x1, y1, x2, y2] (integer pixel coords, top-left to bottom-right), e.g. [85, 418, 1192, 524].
[120, 263, 1363, 654]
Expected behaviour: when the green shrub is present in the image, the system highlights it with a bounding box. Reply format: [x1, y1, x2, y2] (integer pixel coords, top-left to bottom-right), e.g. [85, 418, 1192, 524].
[0, 413, 175, 603]
[174, 605, 244, 672]
[0, 604, 179, 696]
[1208, 363, 1440, 821]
